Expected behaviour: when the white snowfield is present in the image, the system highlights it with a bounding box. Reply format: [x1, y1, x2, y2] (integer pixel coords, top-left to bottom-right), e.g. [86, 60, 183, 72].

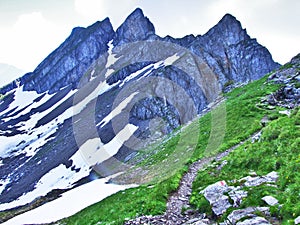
[2, 177, 137, 225]
[0, 87, 76, 158]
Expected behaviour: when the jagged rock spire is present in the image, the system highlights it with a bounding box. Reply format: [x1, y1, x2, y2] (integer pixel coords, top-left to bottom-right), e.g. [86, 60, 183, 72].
[204, 13, 250, 46]
[113, 8, 156, 46]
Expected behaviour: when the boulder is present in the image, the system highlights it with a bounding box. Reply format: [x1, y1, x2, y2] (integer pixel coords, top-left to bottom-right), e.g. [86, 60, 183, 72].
[241, 171, 278, 187]
[227, 207, 257, 224]
[227, 207, 270, 224]
[201, 181, 232, 216]
[262, 196, 279, 206]
[185, 218, 211, 225]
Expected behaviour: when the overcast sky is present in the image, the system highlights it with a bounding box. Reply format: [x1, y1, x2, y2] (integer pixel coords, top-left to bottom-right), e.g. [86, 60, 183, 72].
[0, 0, 299, 72]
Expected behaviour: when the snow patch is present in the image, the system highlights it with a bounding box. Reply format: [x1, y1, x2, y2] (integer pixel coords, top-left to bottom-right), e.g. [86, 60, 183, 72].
[0, 177, 10, 195]
[0, 90, 77, 158]
[72, 81, 111, 115]
[97, 92, 138, 128]
[119, 63, 155, 88]
[79, 123, 138, 165]
[2, 178, 136, 225]
[163, 53, 180, 66]
[0, 122, 137, 211]
[0, 158, 90, 211]
[0, 86, 41, 117]
[105, 40, 118, 78]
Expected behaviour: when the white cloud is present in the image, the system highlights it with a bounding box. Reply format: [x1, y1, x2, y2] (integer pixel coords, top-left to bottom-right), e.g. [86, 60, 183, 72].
[0, 12, 68, 71]
[74, 0, 139, 28]
[74, 0, 107, 22]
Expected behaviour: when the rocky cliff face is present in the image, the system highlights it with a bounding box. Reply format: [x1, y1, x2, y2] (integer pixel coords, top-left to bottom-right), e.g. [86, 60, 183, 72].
[0, 8, 280, 208]
[22, 18, 114, 94]
[191, 14, 280, 87]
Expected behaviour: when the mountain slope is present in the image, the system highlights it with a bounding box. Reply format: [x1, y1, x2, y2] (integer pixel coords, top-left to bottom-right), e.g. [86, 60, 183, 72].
[0, 8, 281, 222]
[60, 54, 299, 225]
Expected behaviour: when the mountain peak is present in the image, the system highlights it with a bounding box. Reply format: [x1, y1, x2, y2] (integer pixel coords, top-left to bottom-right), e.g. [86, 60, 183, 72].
[220, 13, 239, 24]
[113, 8, 155, 46]
[203, 13, 249, 46]
[216, 13, 244, 32]
[129, 7, 144, 18]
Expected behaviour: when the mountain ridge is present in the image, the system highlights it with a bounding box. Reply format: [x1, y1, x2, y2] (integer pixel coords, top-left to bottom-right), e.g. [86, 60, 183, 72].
[0, 9, 279, 95]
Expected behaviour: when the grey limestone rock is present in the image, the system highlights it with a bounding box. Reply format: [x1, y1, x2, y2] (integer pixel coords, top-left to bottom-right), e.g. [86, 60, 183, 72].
[228, 189, 248, 207]
[201, 181, 232, 216]
[262, 196, 279, 206]
[227, 207, 270, 224]
[266, 54, 300, 108]
[227, 207, 258, 224]
[241, 171, 279, 187]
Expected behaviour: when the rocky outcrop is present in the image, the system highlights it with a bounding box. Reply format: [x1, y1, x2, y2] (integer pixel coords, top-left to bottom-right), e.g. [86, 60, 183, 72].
[179, 172, 279, 225]
[199, 171, 278, 219]
[131, 97, 180, 133]
[240, 171, 279, 187]
[200, 181, 232, 216]
[266, 53, 300, 108]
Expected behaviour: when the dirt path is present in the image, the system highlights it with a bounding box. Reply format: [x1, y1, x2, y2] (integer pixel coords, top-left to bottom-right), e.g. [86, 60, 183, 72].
[124, 131, 260, 225]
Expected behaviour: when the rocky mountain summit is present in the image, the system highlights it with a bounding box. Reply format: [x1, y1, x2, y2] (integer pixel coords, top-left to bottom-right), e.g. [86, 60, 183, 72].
[113, 8, 156, 46]
[0, 8, 280, 221]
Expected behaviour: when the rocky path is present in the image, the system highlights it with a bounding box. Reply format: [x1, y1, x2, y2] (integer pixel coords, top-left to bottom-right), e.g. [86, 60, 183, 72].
[124, 132, 261, 225]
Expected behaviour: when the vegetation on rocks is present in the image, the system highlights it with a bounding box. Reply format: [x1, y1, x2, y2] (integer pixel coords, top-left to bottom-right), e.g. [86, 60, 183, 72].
[191, 107, 300, 224]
